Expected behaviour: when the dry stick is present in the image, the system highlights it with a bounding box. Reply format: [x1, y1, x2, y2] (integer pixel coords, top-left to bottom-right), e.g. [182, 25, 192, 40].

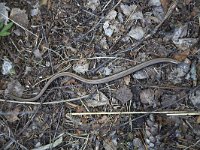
[32, 61, 71, 87]
[132, 84, 190, 90]
[119, 84, 200, 127]
[111, 0, 123, 11]
[0, 95, 90, 105]
[77, 0, 112, 37]
[183, 139, 200, 150]
[91, 0, 178, 74]
[167, 112, 200, 116]
[74, 17, 103, 42]
[0, 13, 38, 38]
[0, 12, 40, 149]
[102, 0, 112, 12]
[66, 85, 200, 131]
[0, 120, 27, 150]
[68, 111, 194, 116]
[52, 107, 64, 139]
[70, 0, 121, 74]
[4, 86, 86, 147]
[70, 90, 200, 116]
[70, 85, 200, 133]
[76, 0, 122, 41]
[41, 24, 55, 74]
[1, 133, 28, 150]
[0, 111, 34, 115]
[2, 98, 45, 149]
[116, 0, 178, 54]
[87, 3, 179, 118]
[16, 92, 50, 136]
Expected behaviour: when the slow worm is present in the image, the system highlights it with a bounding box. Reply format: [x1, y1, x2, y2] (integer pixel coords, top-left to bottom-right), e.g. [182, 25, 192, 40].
[10, 58, 180, 102]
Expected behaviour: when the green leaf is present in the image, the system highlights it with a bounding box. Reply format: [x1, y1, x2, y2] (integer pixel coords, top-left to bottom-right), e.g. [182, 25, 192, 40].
[0, 22, 3, 29]
[1, 21, 13, 33]
[0, 31, 10, 36]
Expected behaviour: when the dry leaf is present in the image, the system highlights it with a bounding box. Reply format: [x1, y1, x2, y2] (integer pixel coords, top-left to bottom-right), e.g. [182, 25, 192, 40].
[103, 20, 121, 37]
[4, 107, 20, 122]
[118, 12, 124, 23]
[103, 21, 113, 37]
[133, 70, 149, 79]
[196, 116, 200, 124]
[86, 92, 109, 107]
[123, 75, 131, 85]
[131, 11, 144, 20]
[140, 89, 154, 105]
[86, 0, 100, 11]
[103, 67, 112, 76]
[100, 37, 109, 49]
[173, 50, 190, 61]
[152, 6, 165, 22]
[40, 0, 48, 6]
[0, 3, 9, 24]
[128, 26, 145, 40]
[115, 86, 133, 104]
[103, 139, 117, 150]
[148, 0, 161, 6]
[120, 3, 143, 21]
[168, 60, 190, 84]
[172, 24, 188, 40]
[120, 3, 137, 16]
[5, 80, 24, 97]
[98, 115, 110, 124]
[31, 8, 39, 16]
[33, 49, 42, 59]
[10, 8, 29, 27]
[73, 58, 89, 74]
[190, 90, 200, 107]
[106, 10, 117, 20]
[160, 0, 170, 13]
[173, 38, 198, 50]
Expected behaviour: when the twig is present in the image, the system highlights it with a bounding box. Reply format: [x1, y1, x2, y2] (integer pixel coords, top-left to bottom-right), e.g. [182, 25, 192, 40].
[120, 84, 200, 127]
[32, 136, 63, 150]
[74, 17, 104, 42]
[32, 63, 71, 87]
[0, 111, 34, 115]
[81, 134, 90, 150]
[184, 139, 200, 150]
[132, 84, 190, 90]
[6, 90, 65, 149]
[41, 24, 55, 74]
[0, 13, 38, 38]
[102, 0, 112, 12]
[74, 0, 122, 42]
[43, 46, 65, 61]
[117, 0, 178, 54]
[111, 0, 123, 11]
[1, 133, 28, 150]
[67, 111, 196, 116]
[167, 112, 200, 116]
[84, 0, 178, 81]
[0, 94, 90, 105]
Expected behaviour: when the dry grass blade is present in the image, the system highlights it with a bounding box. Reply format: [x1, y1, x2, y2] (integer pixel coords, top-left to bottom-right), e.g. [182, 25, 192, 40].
[68, 111, 195, 116]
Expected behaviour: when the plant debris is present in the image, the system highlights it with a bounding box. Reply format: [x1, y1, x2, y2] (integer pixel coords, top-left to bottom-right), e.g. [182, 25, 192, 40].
[0, 3, 9, 24]
[10, 8, 28, 27]
[115, 86, 133, 104]
[0, 1, 200, 149]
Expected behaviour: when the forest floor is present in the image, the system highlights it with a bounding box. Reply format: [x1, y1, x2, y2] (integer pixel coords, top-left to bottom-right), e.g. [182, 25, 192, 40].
[1, 0, 200, 149]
